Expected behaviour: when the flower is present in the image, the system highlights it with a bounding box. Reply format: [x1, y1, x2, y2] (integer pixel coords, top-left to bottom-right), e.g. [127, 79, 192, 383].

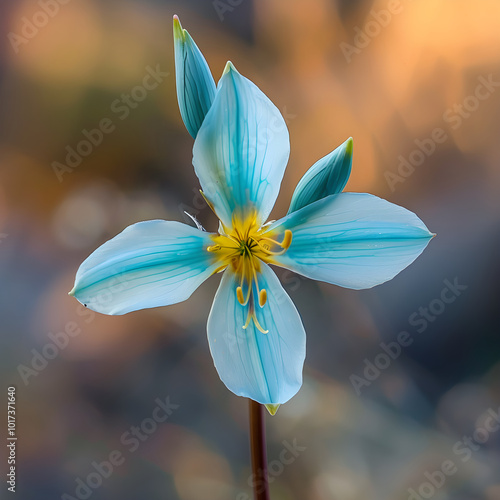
[69, 16, 434, 414]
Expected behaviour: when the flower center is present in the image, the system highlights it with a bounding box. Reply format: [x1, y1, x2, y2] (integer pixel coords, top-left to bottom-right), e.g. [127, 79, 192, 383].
[207, 213, 292, 333]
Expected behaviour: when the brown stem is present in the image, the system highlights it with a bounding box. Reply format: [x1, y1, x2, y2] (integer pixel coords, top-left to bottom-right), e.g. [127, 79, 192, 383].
[249, 400, 270, 500]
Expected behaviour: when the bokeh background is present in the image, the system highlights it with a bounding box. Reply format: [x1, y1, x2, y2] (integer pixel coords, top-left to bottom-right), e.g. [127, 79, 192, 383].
[1, 0, 500, 499]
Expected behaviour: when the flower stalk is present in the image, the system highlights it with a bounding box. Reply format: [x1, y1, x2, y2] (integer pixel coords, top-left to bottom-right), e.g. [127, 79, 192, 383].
[249, 400, 270, 500]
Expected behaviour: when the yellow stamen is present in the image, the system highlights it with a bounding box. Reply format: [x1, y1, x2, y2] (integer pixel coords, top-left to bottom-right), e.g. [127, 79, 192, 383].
[243, 310, 253, 329]
[210, 264, 228, 276]
[199, 190, 217, 217]
[236, 286, 245, 305]
[206, 211, 292, 332]
[251, 312, 268, 334]
[282, 229, 293, 249]
[242, 305, 268, 334]
[259, 289, 267, 307]
[238, 258, 253, 307]
[254, 240, 289, 257]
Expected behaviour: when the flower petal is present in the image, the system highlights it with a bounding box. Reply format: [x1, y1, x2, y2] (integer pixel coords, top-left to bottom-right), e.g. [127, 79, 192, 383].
[70, 220, 218, 315]
[207, 263, 306, 406]
[193, 62, 290, 228]
[287, 138, 353, 214]
[269, 193, 434, 289]
[173, 15, 216, 138]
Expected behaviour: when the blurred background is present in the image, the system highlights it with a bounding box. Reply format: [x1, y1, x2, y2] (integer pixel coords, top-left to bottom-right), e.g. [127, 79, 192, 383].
[1, 0, 500, 499]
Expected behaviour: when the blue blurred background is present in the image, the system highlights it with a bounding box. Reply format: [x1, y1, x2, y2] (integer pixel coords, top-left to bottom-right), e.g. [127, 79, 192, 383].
[1, 0, 500, 499]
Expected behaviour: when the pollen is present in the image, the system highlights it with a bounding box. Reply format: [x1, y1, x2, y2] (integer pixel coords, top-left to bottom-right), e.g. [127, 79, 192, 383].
[259, 289, 267, 307]
[236, 286, 245, 305]
[281, 230, 293, 249]
[207, 212, 292, 332]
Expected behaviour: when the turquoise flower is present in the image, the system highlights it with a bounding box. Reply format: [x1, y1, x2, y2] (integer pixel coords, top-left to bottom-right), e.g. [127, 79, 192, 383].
[69, 17, 434, 414]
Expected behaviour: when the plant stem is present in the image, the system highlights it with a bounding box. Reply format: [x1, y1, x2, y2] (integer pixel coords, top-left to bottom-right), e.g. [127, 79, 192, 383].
[249, 400, 270, 500]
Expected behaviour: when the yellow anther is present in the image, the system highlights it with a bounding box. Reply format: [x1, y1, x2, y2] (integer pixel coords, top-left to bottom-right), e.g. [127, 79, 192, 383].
[282, 230, 293, 249]
[259, 289, 267, 307]
[207, 245, 221, 252]
[236, 286, 245, 305]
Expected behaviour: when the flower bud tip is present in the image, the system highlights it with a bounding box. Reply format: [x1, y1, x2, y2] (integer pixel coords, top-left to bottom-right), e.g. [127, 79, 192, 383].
[265, 404, 280, 416]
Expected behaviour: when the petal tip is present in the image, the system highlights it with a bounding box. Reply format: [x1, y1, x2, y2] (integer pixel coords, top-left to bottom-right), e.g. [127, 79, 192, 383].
[68, 286, 76, 297]
[173, 15, 184, 40]
[265, 404, 280, 416]
[223, 60, 237, 76]
[345, 137, 353, 156]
